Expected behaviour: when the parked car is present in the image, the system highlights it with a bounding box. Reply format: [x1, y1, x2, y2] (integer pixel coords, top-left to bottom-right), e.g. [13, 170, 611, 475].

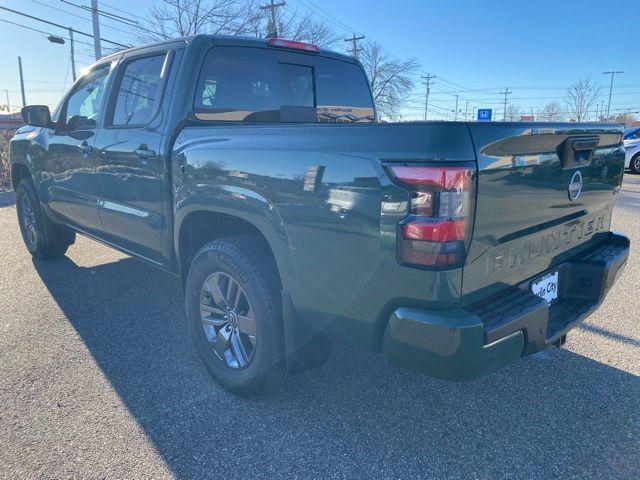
[10, 35, 629, 395]
[624, 127, 640, 173]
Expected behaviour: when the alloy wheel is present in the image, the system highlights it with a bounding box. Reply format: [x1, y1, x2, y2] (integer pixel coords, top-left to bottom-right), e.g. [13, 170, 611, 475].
[20, 195, 38, 249]
[199, 272, 257, 369]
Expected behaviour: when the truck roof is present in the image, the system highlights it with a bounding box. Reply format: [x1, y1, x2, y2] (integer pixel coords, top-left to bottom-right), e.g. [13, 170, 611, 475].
[102, 34, 356, 64]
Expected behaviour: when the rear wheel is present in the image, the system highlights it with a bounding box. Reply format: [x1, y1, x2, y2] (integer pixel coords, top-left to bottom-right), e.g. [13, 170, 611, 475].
[15, 178, 75, 259]
[630, 153, 640, 174]
[184, 235, 288, 396]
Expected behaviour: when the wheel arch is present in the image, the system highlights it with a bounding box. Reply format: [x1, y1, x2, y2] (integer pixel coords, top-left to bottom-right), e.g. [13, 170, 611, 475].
[11, 162, 32, 191]
[174, 191, 296, 293]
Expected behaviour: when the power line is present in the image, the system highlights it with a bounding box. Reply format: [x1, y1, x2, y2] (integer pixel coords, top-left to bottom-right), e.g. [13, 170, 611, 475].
[0, 5, 130, 48]
[0, 16, 94, 48]
[60, 0, 139, 27]
[59, 0, 172, 40]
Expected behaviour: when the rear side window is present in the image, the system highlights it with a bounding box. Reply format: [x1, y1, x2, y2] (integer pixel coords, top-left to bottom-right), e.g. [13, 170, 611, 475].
[195, 47, 280, 122]
[111, 54, 166, 126]
[194, 46, 374, 123]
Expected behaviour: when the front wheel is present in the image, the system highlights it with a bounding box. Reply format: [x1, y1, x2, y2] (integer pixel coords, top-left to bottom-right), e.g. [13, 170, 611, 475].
[184, 235, 288, 396]
[15, 178, 75, 259]
[630, 153, 640, 174]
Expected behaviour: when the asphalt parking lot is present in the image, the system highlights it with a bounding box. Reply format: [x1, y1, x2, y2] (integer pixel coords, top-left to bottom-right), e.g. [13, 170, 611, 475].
[0, 178, 639, 480]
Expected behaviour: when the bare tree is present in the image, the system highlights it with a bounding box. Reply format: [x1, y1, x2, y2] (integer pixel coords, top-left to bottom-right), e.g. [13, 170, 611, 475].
[138, 2, 418, 118]
[276, 11, 339, 48]
[504, 104, 521, 121]
[540, 101, 563, 122]
[137, 0, 238, 42]
[359, 40, 419, 119]
[137, 0, 338, 47]
[565, 78, 601, 122]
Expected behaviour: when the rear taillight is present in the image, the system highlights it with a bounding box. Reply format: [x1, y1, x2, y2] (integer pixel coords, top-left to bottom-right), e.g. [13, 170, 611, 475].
[387, 163, 476, 268]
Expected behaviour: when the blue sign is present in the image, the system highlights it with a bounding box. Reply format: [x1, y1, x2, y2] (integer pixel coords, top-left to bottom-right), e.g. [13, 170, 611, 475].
[477, 109, 493, 121]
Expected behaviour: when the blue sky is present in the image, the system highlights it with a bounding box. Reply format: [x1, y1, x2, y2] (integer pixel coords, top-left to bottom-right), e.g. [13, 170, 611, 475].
[1, 0, 638, 120]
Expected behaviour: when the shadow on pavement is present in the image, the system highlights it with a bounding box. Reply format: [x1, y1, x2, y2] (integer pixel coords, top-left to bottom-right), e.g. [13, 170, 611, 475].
[33, 255, 640, 479]
[0, 190, 15, 208]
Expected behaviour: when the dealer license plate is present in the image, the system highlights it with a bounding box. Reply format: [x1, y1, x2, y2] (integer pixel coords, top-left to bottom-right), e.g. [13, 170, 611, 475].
[531, 270, 559, 304]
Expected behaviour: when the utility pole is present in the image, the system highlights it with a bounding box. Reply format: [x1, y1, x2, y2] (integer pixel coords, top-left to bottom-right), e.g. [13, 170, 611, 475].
[602, 70, 623, 122]
[464, 101, 469, 121]
[18, 56, 26, 108]
[344, 34, 365, 58]
[500, 87, 511, 121]
[453, 95, 459, 120]
[260, 0, 286, 38]
[91, 0, 102, 60]
[420, 74, 435, 121]
[69, 27, 76, 81]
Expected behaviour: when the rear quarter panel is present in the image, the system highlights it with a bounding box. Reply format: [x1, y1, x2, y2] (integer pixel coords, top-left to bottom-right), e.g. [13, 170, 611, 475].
[173, 122, 475, 349]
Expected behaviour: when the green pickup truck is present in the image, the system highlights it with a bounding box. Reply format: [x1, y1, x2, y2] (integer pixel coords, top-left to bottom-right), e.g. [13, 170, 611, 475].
[10, 35, 629, 395]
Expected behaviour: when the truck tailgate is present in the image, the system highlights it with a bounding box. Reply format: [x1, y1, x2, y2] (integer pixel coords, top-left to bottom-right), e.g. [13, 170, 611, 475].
[462, 123, 625, 302]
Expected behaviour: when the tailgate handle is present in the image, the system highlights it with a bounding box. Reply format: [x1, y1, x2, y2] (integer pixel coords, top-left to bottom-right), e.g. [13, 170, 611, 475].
[572, 138, 599, 151]
[559, 136, 599, 168]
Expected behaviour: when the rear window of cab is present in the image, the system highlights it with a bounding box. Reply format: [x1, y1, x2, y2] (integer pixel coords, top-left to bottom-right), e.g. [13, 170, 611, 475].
[193, 46, 375, 123]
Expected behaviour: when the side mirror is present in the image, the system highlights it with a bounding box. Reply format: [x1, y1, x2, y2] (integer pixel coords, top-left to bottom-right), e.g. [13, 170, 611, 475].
[21, 105, 51, 128]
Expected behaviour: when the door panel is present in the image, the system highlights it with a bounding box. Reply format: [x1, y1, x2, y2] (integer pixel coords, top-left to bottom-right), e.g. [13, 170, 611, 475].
[44, 64, 111, 232]
[94, 53, 169, 262]
[95, 129, 164, 261]
[45, 130, 101, 232]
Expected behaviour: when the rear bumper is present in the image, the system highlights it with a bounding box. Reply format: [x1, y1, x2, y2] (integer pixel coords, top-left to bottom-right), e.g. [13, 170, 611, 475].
[381, 232, 629, 381]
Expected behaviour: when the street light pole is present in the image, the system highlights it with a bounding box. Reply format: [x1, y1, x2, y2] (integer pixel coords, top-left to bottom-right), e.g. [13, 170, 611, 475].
[18, 56, 26, 108]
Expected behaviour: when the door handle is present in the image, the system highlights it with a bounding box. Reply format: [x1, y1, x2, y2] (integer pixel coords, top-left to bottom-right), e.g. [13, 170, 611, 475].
[134, 145, 156, 159]
[79, 140, 91, 158]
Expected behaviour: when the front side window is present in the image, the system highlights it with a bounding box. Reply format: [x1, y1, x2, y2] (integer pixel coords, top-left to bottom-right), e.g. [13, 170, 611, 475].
[111, 54, 166, 126]
[62, 64, 110, 129]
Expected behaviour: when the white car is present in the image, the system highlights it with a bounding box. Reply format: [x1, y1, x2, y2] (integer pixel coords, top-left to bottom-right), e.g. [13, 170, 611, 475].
[624, 127, 640, 173]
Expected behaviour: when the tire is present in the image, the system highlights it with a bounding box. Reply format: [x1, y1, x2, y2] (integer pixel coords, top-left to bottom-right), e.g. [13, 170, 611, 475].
[15, 178, 75, 259]
[184, 235, 288, 396]
[630, 153, 640, 174]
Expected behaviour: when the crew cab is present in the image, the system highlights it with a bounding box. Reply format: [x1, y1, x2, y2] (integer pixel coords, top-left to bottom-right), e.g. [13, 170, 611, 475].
[10, 35, 629, 395]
